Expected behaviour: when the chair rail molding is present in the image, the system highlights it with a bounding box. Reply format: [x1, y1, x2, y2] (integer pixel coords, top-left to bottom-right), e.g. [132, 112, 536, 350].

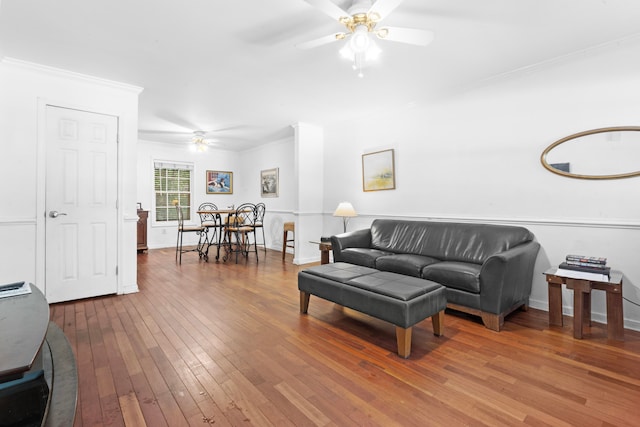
[328, 212, 640, 231]
[0, 217, 37, 226]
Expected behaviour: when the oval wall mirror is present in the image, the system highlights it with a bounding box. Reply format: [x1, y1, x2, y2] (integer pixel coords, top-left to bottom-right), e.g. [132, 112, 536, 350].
[540, 126, 640, 179]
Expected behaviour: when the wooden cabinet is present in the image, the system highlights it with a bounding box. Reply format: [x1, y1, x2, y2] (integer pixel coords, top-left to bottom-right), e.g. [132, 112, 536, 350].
[137, 210, 148, 252]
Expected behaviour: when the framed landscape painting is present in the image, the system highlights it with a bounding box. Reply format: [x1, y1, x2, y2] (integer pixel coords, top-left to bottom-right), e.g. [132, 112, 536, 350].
[206, 170, 233, 194]
[362, 149, 395, 191]
[261, 168, 279, 198]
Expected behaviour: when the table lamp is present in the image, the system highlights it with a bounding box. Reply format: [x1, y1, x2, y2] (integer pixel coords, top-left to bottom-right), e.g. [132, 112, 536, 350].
[333, 202, 357, 233]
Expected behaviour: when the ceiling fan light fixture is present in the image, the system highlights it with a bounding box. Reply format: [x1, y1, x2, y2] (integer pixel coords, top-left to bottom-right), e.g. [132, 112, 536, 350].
[350, 25, 370, 53]
[339, 43, 353, 60]
[376, 28, 389, 39]
[368, 11, 381, 23]
[192, 131, 209, 152]
[301, 0, 432, 77]
[365, 40, 381, 61]
[339, 31, 380, 77]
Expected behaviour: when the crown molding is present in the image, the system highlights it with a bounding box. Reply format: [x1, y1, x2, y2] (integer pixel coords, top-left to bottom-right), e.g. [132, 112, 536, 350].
[1, 57, 144, 94]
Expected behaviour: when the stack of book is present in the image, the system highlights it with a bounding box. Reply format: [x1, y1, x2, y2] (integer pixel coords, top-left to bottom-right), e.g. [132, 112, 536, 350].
[556, 255, 610, 281]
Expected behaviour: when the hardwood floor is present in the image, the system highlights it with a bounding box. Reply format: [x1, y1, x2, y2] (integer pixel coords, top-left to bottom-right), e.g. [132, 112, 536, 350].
[51, 248, 640, 426]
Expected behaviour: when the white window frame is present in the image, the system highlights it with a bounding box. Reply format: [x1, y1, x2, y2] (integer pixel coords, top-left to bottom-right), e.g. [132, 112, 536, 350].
[152, 160, 194, 226]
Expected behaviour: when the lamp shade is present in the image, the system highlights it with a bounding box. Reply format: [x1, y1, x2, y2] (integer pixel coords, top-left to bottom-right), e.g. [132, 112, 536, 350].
[333, 202, 357, 217]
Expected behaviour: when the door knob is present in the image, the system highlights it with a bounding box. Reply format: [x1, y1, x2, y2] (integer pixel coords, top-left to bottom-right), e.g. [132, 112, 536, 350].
[49, 210, 68, 218]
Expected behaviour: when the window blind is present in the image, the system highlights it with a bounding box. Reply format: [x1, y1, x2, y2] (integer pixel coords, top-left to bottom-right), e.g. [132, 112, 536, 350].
[153, 161, 193, 222]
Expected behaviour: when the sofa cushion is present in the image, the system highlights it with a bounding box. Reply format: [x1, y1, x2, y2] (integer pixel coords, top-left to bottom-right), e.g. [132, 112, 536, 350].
[338, 248, 393, 268]
[422, 261, 482, 294]
[375, 254, 440, 278]
[370, 219, 533, 264]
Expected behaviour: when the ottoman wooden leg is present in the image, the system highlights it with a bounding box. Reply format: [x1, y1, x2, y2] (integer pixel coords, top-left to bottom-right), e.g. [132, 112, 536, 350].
[431, 310, 445, 336]
[396, 326, 412, 359]
[300, 291, 310, 314]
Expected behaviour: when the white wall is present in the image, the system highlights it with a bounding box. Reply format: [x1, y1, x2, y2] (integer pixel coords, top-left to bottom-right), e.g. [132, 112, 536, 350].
[293, 123, 325, 264]
[137, 136, 295, 251]
[321, 37, 640, 331]
[137, 140, 238, 248]
[238, 137, 296, 252]
[0, 58, 141, 296]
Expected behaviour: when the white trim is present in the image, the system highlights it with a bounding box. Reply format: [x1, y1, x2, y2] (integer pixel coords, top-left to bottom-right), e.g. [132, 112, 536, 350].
[262, 209, 296, 215]
[36, 101, 124, 297]
[2, 57, 143, 94]
[153, 160, 194, 170]
[324, 212, 640, 230]
[0, 217, 36, 225]
[241, 134, 294, 154]
[151, 159, 196, 226]
[528, 297, 640, 332]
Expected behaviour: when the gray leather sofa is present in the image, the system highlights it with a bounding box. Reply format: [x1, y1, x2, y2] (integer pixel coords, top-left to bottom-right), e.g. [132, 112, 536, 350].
[331, 219, 540, 331]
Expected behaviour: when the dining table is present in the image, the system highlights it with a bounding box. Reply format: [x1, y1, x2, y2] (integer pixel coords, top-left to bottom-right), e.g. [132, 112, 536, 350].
[196, 207, 252, 262]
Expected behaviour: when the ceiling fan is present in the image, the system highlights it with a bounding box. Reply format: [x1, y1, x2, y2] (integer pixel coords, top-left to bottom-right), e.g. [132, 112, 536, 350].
[191, 131, 213, 152]
[297, 0, 434, 76]
[138, 129, 221, 151]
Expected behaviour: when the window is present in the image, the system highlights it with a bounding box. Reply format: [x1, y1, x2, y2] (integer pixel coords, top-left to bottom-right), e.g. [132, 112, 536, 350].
[154, 161, 194, 222]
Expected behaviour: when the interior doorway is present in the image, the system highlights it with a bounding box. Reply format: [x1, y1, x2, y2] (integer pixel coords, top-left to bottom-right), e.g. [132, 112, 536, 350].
[44, 105, 119, 303]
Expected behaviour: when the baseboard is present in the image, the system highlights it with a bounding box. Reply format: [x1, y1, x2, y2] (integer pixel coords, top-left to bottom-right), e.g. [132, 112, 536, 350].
[528, 297, 640, 332]
[119, 283, 139, 295]
[294, 256, 320, 265]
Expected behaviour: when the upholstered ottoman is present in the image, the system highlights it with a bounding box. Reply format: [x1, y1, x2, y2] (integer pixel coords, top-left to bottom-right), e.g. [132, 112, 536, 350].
[298, 262, 447, 358]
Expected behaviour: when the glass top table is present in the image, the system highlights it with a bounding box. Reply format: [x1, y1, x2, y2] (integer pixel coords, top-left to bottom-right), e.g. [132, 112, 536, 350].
[309, 240, 332, 265]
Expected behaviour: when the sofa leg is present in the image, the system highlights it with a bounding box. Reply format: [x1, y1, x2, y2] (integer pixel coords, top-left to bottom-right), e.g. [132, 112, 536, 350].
[481, 313, 504, 332]
[396, 326, 412, 359]
[300, 291, 310, 314]
[431, 310, 445, 336]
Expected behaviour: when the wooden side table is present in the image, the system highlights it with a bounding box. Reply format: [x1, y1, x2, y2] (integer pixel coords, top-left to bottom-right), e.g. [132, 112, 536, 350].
[544, 267, 624, 340]
[310, 240, 332, 265]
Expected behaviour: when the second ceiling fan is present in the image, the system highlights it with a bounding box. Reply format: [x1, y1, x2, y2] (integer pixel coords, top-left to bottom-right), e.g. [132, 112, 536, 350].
[298, 0, 434, 76]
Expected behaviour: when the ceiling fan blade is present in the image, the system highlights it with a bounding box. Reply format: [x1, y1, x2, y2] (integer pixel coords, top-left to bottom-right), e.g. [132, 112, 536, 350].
[205, 124, 261, 134]
[303, 0, 349, 21]
[296, 32, 347, 49]
[138, 129, 192, 136]
[375, 26, 434, 46]
[368, 0, 403, 23]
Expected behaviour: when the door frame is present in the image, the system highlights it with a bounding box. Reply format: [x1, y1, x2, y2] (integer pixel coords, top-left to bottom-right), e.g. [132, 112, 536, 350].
[35, 98, 125, 297]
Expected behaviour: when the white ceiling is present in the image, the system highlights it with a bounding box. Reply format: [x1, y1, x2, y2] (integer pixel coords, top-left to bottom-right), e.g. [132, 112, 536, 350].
[2, 0, 640, 151]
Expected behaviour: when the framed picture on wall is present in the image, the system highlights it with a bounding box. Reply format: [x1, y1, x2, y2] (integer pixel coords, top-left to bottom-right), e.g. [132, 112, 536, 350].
[362, 149, 395, 191]
[261, 168, 279, 198]
[206, 170, 233, 194]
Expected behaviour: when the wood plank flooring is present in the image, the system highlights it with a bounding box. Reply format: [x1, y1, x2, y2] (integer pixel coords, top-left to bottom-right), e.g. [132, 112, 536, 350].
[50, 248, 640, 426]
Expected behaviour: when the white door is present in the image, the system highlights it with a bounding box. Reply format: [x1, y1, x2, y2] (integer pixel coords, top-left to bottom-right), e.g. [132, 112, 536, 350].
[45, 106, 118, 303]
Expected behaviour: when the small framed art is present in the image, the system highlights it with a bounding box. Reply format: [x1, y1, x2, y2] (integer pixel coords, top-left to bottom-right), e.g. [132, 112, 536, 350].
[362, 149, 395, 191]
[261, 168, 279, 198]
[206, 170, 233, 194]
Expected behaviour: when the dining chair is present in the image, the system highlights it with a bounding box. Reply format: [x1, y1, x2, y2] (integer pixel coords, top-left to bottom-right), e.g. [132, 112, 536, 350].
[175, 204, 206, 264]
[198, 202, 219, 226]
[224, 203, 258, 263]
[253, 203, 266, 253]
[197, 202, 221, 255]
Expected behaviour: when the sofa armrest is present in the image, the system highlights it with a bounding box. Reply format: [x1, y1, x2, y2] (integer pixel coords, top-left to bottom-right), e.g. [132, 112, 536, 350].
[479, 240, 540, 315]
[331, 229, 372, 261]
